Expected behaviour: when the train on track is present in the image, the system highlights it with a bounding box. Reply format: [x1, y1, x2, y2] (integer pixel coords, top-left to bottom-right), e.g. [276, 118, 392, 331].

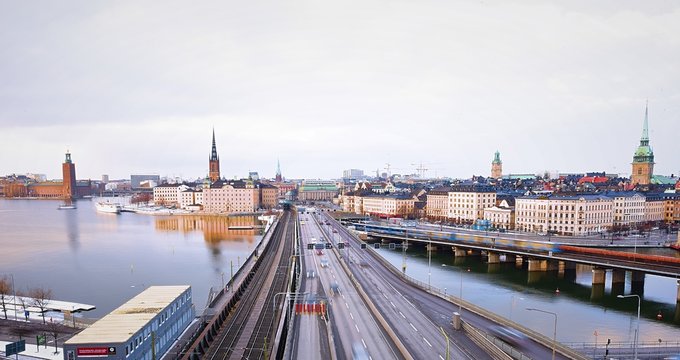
[353, 223, 680, 267]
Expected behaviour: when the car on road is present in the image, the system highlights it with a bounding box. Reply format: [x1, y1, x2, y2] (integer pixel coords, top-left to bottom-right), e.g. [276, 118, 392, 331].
[330, 282, 340, 295]
[488, 325, 528, 346]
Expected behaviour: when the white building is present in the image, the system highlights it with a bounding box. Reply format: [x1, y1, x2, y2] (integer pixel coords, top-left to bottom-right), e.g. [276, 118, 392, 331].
[610, 192, 646, 226]
[202, 180, 259, 213]
[515, 194, 613, 236]
[153, 184, 189, 206]
[483, 199, 515, 230]
[447, 185, 496, 223]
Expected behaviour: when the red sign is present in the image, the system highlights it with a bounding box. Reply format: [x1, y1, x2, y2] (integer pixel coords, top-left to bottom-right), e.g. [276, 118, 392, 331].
[77, 347, 111, 357]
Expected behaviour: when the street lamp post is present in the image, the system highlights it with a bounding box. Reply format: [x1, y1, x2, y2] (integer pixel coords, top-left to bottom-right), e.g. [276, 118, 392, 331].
[428, 238, 432, 290]
[617, 294, 641, 360]
[526, 307, 557, 360]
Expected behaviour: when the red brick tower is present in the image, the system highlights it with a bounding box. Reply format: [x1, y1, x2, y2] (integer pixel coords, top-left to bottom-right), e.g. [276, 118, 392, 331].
[62, 150, 77, 199]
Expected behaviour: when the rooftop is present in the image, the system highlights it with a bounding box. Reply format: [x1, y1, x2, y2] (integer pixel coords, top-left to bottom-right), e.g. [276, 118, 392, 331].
[65, 285, 189, 345]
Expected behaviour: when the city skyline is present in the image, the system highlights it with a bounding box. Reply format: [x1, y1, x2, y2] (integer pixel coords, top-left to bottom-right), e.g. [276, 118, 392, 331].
[2, 1, 680, 180]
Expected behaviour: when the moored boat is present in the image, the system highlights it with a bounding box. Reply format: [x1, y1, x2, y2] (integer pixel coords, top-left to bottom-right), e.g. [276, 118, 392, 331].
[95, 201, 122, 214]
[58, 204, 77, 210]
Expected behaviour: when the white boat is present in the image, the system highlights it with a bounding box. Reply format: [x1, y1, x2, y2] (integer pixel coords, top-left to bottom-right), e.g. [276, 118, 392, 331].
[58, 204, 77, 210]
[95, 201, 122, 214]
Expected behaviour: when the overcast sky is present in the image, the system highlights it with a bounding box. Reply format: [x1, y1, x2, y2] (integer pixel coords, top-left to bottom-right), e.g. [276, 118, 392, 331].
[1, 0, 679, 181]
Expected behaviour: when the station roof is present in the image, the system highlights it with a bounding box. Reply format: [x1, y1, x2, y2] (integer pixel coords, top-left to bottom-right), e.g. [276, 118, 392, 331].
[65, 285, 189, 345]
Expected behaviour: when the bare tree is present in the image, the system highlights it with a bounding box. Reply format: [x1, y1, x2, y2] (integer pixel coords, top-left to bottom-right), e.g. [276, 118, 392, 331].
[29, 287, 52, 324]
[16, 290, 29, 320]
[0, 276, 12, 320]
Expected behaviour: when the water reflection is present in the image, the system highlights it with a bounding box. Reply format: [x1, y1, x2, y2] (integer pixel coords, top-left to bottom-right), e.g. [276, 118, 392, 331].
[376, 246, 680, 343]
[155, 215, 262, 243]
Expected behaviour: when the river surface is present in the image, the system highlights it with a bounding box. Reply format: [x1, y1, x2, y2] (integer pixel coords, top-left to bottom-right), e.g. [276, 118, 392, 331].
[0, 199, 262, 318]
[1, 199, 679, 347]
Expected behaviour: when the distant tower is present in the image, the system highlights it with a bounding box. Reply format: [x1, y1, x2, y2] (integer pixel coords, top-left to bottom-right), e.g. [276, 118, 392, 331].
[62, 150, 77, 199]
[631, 104, 654, 186]
[209, 129, 220, 183]
[275, 159, 282, 182]
[491, 150, 502, 179]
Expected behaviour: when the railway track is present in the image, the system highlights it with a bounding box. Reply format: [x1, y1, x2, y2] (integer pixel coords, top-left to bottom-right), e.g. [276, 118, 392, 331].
[203, 210, 295, 360]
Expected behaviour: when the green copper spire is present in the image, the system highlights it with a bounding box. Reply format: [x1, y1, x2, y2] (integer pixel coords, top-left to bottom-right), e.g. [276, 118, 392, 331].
[492, 150, 502, 164]
[633, 103, 654, 163]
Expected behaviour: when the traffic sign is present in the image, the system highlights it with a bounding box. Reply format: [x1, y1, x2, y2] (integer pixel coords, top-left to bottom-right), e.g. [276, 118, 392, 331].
[338, 242, 344, 249]
[360, 243, 367, 249]
[307, 243, 314, 250]
[5, 340, 26, 356]
[325, 243, 332, 249]
[389, 243, 395, 249]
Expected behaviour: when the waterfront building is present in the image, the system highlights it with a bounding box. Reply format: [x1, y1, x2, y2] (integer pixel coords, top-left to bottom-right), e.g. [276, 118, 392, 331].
[153, 184, 189, 206]
[1, 151, 93, 199]
[273, 182, 296, 198]
[447, 184, 496, 223]
[179, 189, 203, 210]
[209, 129, 221, 183]
[515, 194, 613, 236]
[631, 104, 655, 186]
[298, 180, 337, 202]
[202, 179, 260, 213]
[63, 286, 193, 360]
[491, 151, 502, 179]
[259, 183, 279, 209]
[425, 187, 451, 221]
[661, 192, 680, 224]
[483, 199, 515, 230]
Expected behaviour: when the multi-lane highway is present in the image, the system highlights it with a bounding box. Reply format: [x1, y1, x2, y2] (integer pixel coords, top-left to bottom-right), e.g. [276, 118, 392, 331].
[295, 212, 403, 360]
[319, 211, 578, 360]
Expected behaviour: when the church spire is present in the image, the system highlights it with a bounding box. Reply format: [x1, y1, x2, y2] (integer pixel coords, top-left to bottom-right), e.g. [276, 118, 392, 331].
[208, 128, 221, 182]
[275, 158, 282, 182]
[640, 101, 649, 146]
[210, 128, 219, 161]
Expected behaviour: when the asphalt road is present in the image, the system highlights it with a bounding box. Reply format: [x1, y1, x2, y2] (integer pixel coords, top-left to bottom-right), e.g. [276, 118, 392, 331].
[297, 213, 401, 360]
[324, 213, 573, 360]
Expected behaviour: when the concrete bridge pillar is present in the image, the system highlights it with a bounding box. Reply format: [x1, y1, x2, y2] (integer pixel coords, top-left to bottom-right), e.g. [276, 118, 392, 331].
[591, 267, 606, 300]
[453, 247, 466, 257]
[487, 252, 501, 264]
[546, 260, 559, 272]
[501, 254, 516, 263]
[631, 271, 645, 296]
[426, 244, 438, 252]
[527, 258, 547, 272]
[515, 255, 524, 268]
[557, 261, 577, 280]
[611, 269, 626, 296]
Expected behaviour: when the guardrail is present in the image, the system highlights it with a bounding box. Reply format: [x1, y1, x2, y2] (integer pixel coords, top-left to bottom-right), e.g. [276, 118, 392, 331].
[349, 230, 589, 360]
[314, 213, 413, 360]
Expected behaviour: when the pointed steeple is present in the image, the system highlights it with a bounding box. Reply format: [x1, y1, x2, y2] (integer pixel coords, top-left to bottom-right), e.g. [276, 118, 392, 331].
[640, 101, 649, 146]
[275, 158, 282, 182]
[208, 128, 221, 182]
[210, 128, 219, 161]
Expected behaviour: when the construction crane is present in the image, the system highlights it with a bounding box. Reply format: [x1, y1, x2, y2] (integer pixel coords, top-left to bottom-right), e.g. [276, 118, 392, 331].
[411, 162, 429, 178]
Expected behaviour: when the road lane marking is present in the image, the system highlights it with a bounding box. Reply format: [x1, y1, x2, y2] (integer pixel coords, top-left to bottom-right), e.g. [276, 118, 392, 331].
[345, 302, 349, 309]
[399, 311, 405, 318]
[390, 301, 395, 308]
[342, 294, 345, 299]
[361, 339, 367, 348]
[383, 293, 389, 299]
[355, 324, 360, 333]
[410, 323, 417, 332]
[439, 356, 444, 360]
[350, 312, 354, 320]
[423, 338, 432, 347]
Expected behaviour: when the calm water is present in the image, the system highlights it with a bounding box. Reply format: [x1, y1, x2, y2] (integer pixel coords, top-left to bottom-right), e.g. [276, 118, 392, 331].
[375, 246, 680, 345]
[0, 199, 262, 318]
